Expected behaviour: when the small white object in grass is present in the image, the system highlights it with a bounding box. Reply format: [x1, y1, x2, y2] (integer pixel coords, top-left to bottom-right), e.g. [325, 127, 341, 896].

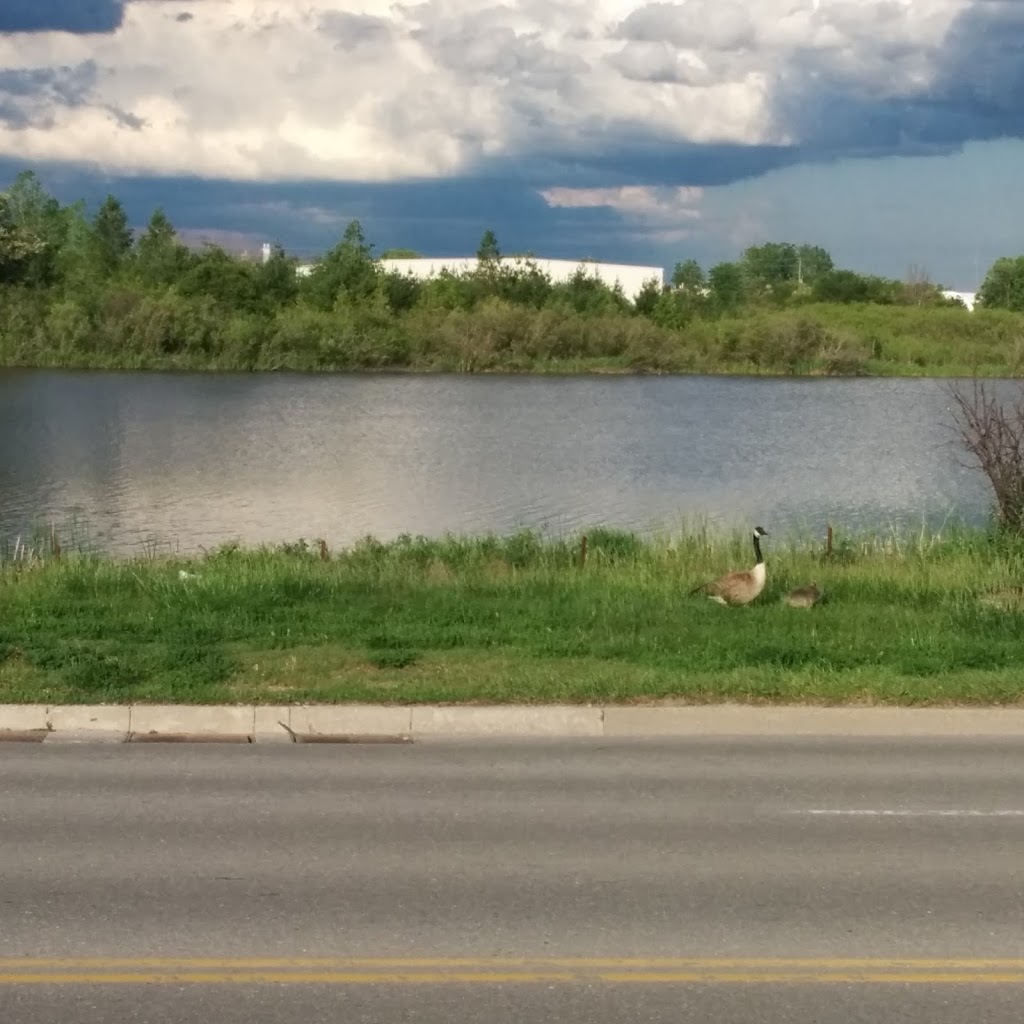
[178, 570, 200, 580]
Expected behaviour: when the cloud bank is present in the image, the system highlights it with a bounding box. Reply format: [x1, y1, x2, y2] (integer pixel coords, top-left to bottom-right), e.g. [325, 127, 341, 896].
[0, 0, 1020, 193]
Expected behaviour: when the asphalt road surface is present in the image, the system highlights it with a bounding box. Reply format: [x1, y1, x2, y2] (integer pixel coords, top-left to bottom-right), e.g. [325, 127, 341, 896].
[2, 736, 1024, 1022]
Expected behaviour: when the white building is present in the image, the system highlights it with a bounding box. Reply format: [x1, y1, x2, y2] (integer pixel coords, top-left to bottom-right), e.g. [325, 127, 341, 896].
[284, 249, 666, 301]
[942, 290, 977, 310]
[378, 256, 664, 302]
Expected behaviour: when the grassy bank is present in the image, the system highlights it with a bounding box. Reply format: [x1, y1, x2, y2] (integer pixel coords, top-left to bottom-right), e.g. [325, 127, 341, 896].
[3, 526, 1024, 707]
[3, 291, 1024, 377]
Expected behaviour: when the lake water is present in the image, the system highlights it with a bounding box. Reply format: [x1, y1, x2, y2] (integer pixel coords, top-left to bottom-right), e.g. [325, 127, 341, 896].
[0, 369, 1000, 555]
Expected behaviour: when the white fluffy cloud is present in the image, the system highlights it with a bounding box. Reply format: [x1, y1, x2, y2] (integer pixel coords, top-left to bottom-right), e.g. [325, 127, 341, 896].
[0, 0, 984, 183]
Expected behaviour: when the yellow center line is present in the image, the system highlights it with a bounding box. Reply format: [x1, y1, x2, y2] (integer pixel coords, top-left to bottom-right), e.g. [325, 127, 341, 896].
[7, 957, 1024, 969]
[0, 972, 579, 986]
[598, 972, 1024, 986]
[1, 958, 1023, 986]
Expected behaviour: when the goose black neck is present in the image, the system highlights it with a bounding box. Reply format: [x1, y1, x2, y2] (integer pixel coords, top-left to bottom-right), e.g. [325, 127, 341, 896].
[752, 532, 763, 565]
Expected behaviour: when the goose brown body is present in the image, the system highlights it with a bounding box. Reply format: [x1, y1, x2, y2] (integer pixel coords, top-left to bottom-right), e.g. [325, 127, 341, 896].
[691, 527, 768, 606]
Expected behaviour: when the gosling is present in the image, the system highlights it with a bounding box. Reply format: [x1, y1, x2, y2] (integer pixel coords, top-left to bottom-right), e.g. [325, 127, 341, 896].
[784, 581, 824, 608]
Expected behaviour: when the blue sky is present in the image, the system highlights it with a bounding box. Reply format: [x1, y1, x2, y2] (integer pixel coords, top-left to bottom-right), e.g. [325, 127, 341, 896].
[1, 0, 1021, 288]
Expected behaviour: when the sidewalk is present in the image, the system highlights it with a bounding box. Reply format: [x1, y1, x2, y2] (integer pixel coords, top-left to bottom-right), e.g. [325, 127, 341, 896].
[3, 703, 1024, 743]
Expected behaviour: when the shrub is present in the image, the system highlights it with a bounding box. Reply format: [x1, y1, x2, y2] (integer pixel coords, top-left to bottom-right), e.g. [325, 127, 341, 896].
[949, 379, 1024, 532]
[45, 297, 95, 353]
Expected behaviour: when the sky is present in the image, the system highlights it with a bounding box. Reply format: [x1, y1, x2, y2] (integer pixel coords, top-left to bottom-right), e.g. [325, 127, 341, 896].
[0, 0, 1022, 288]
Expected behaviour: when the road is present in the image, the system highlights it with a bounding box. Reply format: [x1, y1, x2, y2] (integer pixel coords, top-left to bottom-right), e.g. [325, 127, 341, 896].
[2, 736, 1024, 1022]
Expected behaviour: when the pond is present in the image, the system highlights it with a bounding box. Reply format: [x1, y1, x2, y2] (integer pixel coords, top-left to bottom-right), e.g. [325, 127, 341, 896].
[0, 369, 997, 555]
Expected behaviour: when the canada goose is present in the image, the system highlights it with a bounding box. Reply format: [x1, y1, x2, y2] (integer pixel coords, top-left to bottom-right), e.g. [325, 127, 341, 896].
[691, 526, 768, 606]
[785, 581, 824, 608]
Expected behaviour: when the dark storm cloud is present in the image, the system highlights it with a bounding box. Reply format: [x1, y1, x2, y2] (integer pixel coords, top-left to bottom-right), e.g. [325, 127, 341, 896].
[774, 0, 1024, 169]
[935, 0, 1024, 139]
[0, 0, 202, 35]
[0, 161, 583, 262]
[521, 0, 1014, 192]
[5, 0, 1018, 196]
[0, 0, 124, 34]
[0, 62, 99, 127]
[0, 99, 27, 127]
[524, 0, 1024, 191]
[504, 137, 800, 188]
[0, 62, 98, 103]
[2, 0, 1019, 278]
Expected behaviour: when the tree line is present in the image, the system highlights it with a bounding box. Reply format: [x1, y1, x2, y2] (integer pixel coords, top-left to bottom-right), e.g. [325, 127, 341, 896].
[2, 169, 1024, 375]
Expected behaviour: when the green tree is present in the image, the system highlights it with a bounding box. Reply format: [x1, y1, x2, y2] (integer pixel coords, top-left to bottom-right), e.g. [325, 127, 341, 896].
[977, 256, 1024, 312]
[178, 244, 262, 311]
[671, 258, 705, 290]
[491, 259, 553, 309]
[380, 248, 420, 259]
[56, 200, 99, 295]
[796, 244, 834, 284]
[708, 261, 746, 309]
[380, 270, 423, 313]
[2, 170, 67, 286]
[742, 242, 834, 288]
[0, 192, 45, 284]
[301, 219, 379, 311]
[476, 229, 500, 263]
[550, 266, 629, 316]
[92, 195, 133, 275]
[255, 244, 299, 309]
[811, 270, 894, 305]
[633, 278, 663, 316]
[416, 269, 475, 311]
[742, 242, 798, 287]
[134, 208, 189, 287]
[648, 288, 701, 330]
[3, 171, 59, 232]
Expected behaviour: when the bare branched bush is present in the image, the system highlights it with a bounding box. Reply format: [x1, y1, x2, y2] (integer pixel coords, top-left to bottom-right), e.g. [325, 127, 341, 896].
[949, 379, 1024, 532]
[818, 328, 870, 375]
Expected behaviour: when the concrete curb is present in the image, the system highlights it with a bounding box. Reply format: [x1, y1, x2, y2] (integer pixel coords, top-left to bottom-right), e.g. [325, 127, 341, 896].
[3, 704, 1024, 744]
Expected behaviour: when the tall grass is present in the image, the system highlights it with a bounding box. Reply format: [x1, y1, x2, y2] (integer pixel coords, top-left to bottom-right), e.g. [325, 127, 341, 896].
[3, 523, 1024, 706]
[0, 511, 101, 568]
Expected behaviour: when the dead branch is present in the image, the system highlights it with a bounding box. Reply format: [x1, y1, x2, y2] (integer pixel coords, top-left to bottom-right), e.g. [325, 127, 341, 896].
[948, 378, 1024, 531]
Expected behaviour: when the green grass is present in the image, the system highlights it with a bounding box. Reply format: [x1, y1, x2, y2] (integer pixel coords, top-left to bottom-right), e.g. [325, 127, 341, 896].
[3, 525, 1024, 706]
